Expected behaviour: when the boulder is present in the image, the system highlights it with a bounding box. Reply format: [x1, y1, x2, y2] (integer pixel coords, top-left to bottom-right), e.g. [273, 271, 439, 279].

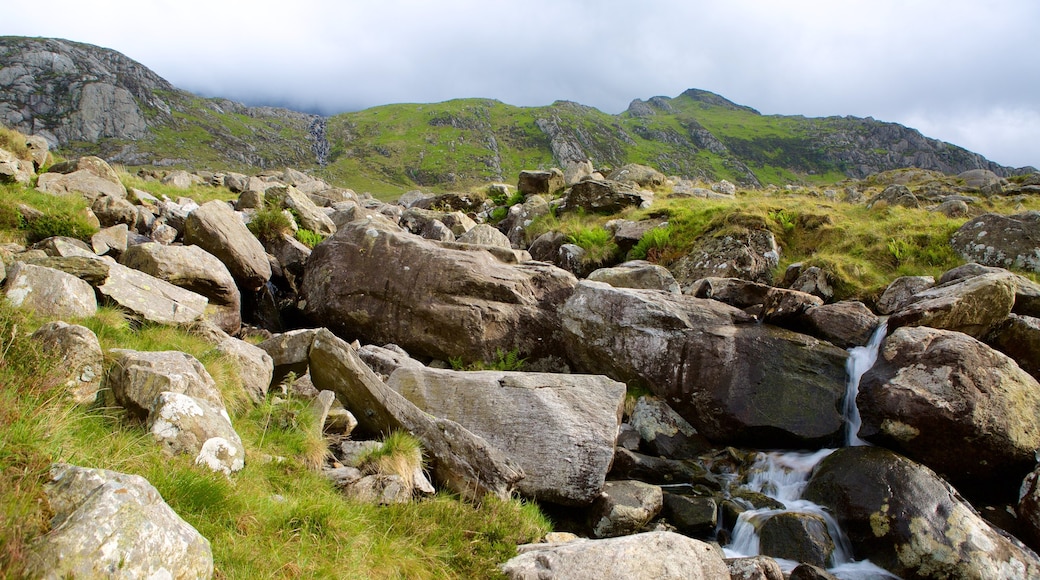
[590, 480, 663, 538]
[610, 448, 721, 489]
[858, 326, 1040, 498]
[500, 531, 728, 580]
[91, 223, 129, 256]
[148, 391, 245, 475]
[661, 493, 717, 538]
[517, 169, 565, 197]
[950, 212, 1040, 273]
[937, 263, 1040, 317]
[559, 178, 653, 214]
[90, 194, 137, 227]
[685, 277, 773, 308]
[607, 164, 666, 188]
[498, 195, 550, 248]
[1018, 464, 1040, 551]
[257, 328, 320, 368]
[588, 260, 681, 294]
[803, 301, 881, 348]
[386, 367, 625, 505]
[401, 207, 474, 238]
[725, 556, 785, 580]
[266, 185, 337, 237]
[987, 314, 1040, 380]
[959, 168, 1005, 190]
[888, 270, 1017, 338]
[761, 287, 823, 327]
[183, 200, 271, 291]
[31, 321, 103, 405]
[670, 230, 780, 285]
[712, 180, 738, 196]
[301, 218, 577, 363]
[96, 259, 209, 327]
[121, 242, 241, 334]
[758, 512, 835, 568]
[214, 335, 274, 404]
[0, 150, 34, 185]
[357, 343, 424, 378]
[561, 281, 849, 448]
[161, 169, 194, 189]
[564, 159, 594, 185]
[457, 223, 511, 248]
[876, 275, 935, 315]
[106, 349, 224, 421]
[37, 159, 127, 202]
[25, 464, 212, 579]
[789, 564, 841, 580]
[629, 395, 710, 459]
[788, 266, 833, 301]
[4, 262, 97, 319]
[803, 446, 1040, 579]
[609, 219, 668, 256]
[307, 328, 524, 501]
[867, 184, 919, 208]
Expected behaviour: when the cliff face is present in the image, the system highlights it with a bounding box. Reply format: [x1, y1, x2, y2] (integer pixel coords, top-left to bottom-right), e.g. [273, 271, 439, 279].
[0, 36, 1029, 188]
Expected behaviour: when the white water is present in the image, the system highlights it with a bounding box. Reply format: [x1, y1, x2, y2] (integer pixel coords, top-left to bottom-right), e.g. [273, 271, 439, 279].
[722, 322, 899, 579]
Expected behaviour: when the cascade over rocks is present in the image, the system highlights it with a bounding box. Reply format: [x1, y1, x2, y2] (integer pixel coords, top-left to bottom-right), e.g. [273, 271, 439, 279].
[386, 367, 625, 505]
[803, 446, 1040, 579]
[560, 281, 850, 447]
[857, 326, 1040, 498]
[301, 218, 577, 363]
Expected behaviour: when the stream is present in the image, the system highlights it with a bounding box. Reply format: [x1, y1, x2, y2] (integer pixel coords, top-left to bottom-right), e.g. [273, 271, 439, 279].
[721, 321, 899, 579]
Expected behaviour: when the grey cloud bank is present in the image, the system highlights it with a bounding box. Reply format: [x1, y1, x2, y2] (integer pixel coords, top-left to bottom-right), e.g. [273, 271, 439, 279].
[5, 0, 1039, 168]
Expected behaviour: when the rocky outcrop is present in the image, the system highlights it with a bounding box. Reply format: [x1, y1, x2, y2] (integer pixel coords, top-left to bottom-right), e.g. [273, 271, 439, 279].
[670, 230, 780, 286]
[950, 212, 1040, 273]
[500, 531, 728, 580]
[804, 446, 1040, 579]
[26, 463, 212, 579]
[560, 281, 849, 448]
[858, 326, 1040, 498]
[386, 367, 625, 505]
[301, 217, 577, 363]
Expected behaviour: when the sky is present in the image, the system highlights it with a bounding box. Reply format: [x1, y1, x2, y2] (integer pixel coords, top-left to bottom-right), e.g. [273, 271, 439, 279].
[5, 0, 1039, 169]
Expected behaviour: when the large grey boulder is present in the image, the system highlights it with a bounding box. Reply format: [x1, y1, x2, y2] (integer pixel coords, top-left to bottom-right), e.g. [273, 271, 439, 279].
[183, 200, 271, 291]
[4, 261, 97, 319]
[685, 276, 773, 308]
[106, 349, 224, 421]
[25, 463, 212, 579]
[121, 242, 241, 334]
[858, 326, 1040, 497]
[301, 217, 577, 363]
[804, 446, 1040, 579]
[98, 259, 208, 326]
[559, 179, 653, 214]
[31, 321, 103, 405]
[456, 223, 511, 248]
[500, 531, 728, 580]
[607, 164, 666, 189]
[670, 229, 780, 285]
[876, 275, 935, 315]
[37, 168, 127, 202]
[888, 270, 1017, 338]
[950, 212, 1040, 273]
[90, 194, 137, 227]
[386, 367, 625, 505]
[588, 260, 680, 294]
[148, 391, 245, 475]
[257, 328, 320, 368]
[307, 328, 524, 501]
[590, 480, 663, 538]
[988, 314, 1040, 380]
[499, 195, 550, 248]
[560, 281, 849, 448]
[803, 301, 881, 348]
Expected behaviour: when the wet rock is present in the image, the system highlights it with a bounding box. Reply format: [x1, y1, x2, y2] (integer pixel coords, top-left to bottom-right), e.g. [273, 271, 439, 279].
[759, 512, 835, 568]
[662, 493, 717, 538]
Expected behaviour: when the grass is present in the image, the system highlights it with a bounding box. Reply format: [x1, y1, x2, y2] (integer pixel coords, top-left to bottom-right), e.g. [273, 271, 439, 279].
[355, 431, 424, 490]
[118, 169, 237, 205]
[0, 127, 32, 161]
[0, 182, 98, 245]
[449, 348, 528, 372]
[0, 300, 551, 578]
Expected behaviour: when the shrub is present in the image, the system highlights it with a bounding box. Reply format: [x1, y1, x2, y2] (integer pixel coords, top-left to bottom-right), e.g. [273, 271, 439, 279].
[248, 207, 292, 242]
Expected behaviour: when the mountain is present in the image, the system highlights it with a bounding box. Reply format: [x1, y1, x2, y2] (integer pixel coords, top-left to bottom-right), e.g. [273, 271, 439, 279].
[0, 36, 1031, 193]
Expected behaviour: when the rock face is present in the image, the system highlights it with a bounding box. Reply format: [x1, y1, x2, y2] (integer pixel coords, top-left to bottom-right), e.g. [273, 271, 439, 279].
[950, 212, 1040, 273]
[858, 326, 1040, 497]
[301, 218, 577, 363]
[587, 260, 681, 294]
[121, 242, 242, 334]
[670, 230, 780, 285]
[26, 463, 212, 579]
[888, 270, 1017, 339]
[560, 281, 850, 448]
[803, 447, 1040, 579]
[4, 261, 97, 319]
[307, 328, 524, 501]
[501, 531, 728, 580]
[30, 321, 103, 405]
[183, 200, 271, 292]
[386, 367, 625, 505]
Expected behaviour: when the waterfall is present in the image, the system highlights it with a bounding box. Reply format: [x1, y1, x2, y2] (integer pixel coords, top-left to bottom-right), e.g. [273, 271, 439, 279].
[722, 321, 898, 579]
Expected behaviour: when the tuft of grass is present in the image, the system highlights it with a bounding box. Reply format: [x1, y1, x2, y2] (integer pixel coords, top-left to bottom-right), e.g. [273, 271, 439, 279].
[294, 228, 326, 249]
[0, 127, 32, 162]
[118, 170, 237, 205]
[356, 431, 424, 491]
[567, 226, 618, 266]
[0, 182, 98, 244]
[248, 206, 293, 243]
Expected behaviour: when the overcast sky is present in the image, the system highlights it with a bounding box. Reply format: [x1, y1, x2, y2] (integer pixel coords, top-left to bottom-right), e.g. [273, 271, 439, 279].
[6, 0, 1039, 168]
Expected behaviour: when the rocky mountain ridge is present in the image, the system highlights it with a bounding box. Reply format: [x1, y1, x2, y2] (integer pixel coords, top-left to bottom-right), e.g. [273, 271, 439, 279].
[1, 36, 1033, 194]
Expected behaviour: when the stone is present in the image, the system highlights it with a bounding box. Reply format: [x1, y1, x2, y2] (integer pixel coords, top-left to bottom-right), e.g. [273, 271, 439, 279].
[712, 180, 738, 196]
[1018, 464, 1040, 551]
[31, 321, 103, 405]
[561, 281, 850, 448]
[588, 260, 681, 294]
[610, 219, 668, 256]
[803, 301, 881, 348]
[357, 343, 425, 377]
[564, 159, 594, 185]
[610, 448, 721, 489]
[859, 326, 1040, 499]
[148, 391, 245, 475]
[90, 194, 137, 228]
[96, 259, 209, 327]
[590, 480, 663, 538]
[950, 212, 1040, 273]
[670, 229, 780, 285]
[888, 270, 1017, 338]
[91, 223, 129, 256]
[761, 287, 824, 327]
[685, 277, 773, 308]
[876, 275, 935, 315]
[867, 184, 919, 208]
[560, 178, 653, 214]
[936, 199, 970, 217]
[987, 314, 1040, 380]
[501, 531, 728, 580]
[257, 328, 319, 368]
[788, 266, 833, 301]
[804, 446, 1040, 579]
[301, 217, 577, 364]
[607, 164, 666, 188]
[161, 169, 194, 189]
[759, 512, 835, 568]
[457, 223, 511, 248]
[25, 463, 212, 579]
[387, 367, 625, 505]
[498, 195, 550, 248]
[629, 395, 710, 459]
[308, 328, 524, 501]
[341, 474, 412, 504]
[517, 169, 565, 197]
[958, 168, 1005, 190]
[266, 185, 337, 237]
[183, 200, 271, 291]
[725, 556, 785, 580]
[401, 207, 475, 238]
[106, 349, 224, 421]
[4, 261, 97, 319]
[661, 493, 717, 538]
[214, 335, 274, 404]
[121, 242, 241, 334]
[789, 564, 841, 580]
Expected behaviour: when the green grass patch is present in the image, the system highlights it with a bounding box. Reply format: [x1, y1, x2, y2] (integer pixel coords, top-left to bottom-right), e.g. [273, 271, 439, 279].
[0, 182, 98, 245]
